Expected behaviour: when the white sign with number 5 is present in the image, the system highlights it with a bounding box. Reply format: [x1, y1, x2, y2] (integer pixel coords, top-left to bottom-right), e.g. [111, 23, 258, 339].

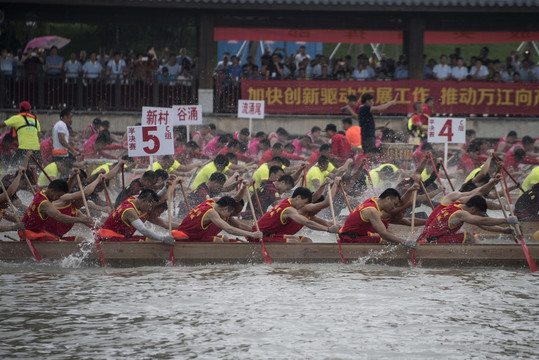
[427, 117, 466, 144]
[127, 125, 175, 157]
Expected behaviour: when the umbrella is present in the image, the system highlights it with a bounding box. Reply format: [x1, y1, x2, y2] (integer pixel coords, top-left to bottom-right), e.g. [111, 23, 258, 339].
[24, 36, 71, 53]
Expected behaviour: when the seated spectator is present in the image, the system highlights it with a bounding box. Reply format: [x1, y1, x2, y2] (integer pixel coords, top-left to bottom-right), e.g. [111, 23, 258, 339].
[451, 57, 468, 81]
[394, 61, 408, 80]
[433, 54, 451, 80]
[352, 62, 371, 81]
[312, 55, 330, 78]
[513, 72, 521, 82]
[376, 69, 391, 81]
[45, 46, 63, 76]
[64, 52, 82, 80]
[518, 59, 533, 82]
[82, 52, 103, 80]
[469, 59, 488, 80]
[501, 65, 515, 82]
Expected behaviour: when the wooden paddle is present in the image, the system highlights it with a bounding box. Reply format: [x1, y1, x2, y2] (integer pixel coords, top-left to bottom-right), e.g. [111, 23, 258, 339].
[327, 183, 345, 264]
[76, 173, 107, 267]
[247, 185, 272, 264]
[499, 173, 537, 273]
[363, 162, 377, 197]
[23, 171, 36, 196]
[339, 182, 353, 213]
[419, 181, 435, 211]
[103, 182, 114, 212]
[439, 160, 455, 192]
[167, 191, 175, 266]
[494, 185, 519, 244]
[253, 185, 264, 218]
[428, 154, 446, 196]
[0, 173, 41, 261]
[121, 164, 126, 190]
[30, 154, 52, 182]
[179, 178, 191, 212]
[410, 189, 417, 267]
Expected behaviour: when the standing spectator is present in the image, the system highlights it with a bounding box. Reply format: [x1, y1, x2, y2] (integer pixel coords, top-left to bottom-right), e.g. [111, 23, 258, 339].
[0, 101, 41, 165]
[64, 52, 82, 81]
[433, 54, 451, 80]
[176, 48, 192, 68]
[470, 59, 488, 80]
[352, 62, 371, 80]
[22, 48, 44, 78]
[214, 52, 230, 75]
[1, 49, 15, 75]
[451, 57, 468, 81]
[294, 45, 310, 69]
[532, 62, 539, 81]
[45, 46, 63, 76]
[227, 55, 242, 82]
[52, 107, 80, 160]
[266, 52, 286, 79]
[106, 52, 127, 83]
[477, 46, 490, 63]
[312, 55, 330, 78]
[82, 52, 103, 80]
[358, 93, 398, 155]
[78, 50, 87, 65]
[161, 55, 181, 77]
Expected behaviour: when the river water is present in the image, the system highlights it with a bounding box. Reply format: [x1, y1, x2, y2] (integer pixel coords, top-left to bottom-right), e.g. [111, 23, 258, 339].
[1, 258, 537, 360]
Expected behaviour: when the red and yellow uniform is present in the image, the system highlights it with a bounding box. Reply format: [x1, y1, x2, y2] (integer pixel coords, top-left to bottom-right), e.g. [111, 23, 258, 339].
[417, 201, 466, 244]
[20, 190, 60, 241]
[100, 196, 148, 241]
[176, 199, 225, 242]
[42, 202, 78, 241]
[339, 198, 390, 243]
[248, 198, 302, 243]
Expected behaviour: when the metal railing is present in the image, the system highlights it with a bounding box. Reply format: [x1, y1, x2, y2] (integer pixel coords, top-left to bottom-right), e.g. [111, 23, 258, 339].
[0, 74, 198, 111]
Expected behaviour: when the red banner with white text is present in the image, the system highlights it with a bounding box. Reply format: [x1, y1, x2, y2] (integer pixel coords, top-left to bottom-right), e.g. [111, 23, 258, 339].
[241, 80, 539, 116]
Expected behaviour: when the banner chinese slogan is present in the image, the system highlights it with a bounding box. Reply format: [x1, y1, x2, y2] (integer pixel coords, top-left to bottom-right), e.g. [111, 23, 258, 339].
[241, 80, 539, 116]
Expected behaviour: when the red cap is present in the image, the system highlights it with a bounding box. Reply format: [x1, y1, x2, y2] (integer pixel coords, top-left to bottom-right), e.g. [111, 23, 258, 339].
[19, 101, 31, 112]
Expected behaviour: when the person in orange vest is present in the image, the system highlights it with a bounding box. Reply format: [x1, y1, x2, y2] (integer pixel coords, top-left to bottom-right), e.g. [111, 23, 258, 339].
[0, 101, 41, 166]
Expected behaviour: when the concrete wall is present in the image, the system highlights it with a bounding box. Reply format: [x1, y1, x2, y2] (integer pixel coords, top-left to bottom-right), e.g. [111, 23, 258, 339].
[0, 110, 537, 139]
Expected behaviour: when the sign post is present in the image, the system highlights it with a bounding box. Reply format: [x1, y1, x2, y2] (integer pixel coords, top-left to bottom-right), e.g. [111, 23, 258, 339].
[427, 117, 466, 168]
[237, 100, 265, 134]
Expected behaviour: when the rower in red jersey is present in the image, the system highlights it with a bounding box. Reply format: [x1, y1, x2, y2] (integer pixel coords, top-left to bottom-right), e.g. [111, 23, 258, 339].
[248, 187, 339, 243]
[21, 179, 94, 241]
[417, 176, 517, 244]
[339, 188, 413, 246]
[176, 195, 262, 242]
[42, 172, 105, 241]
[100, 186, 178, 244]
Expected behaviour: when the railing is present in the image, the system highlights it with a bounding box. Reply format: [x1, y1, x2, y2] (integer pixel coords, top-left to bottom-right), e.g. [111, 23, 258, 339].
[213, 75, 241, 114]
[0, 74, 198, 111]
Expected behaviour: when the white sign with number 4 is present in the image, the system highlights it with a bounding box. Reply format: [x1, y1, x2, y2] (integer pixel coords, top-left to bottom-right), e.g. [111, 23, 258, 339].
[427, 117, 466, 144]
[127, 125, 175, 157]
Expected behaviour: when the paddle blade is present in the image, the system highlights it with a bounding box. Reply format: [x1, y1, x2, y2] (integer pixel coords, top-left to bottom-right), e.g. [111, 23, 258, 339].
[411, 249, 417, 267]
[337, 237, 346, 264]
[519, 235, 537, 273]
[25, 238, 42, 262]
[170, 245, 176, 266]
[260, 240, 272, 264]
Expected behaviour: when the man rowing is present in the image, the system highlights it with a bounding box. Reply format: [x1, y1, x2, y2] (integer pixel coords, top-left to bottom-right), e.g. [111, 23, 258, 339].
[176, 194, 262, 242]
[417, 176, 517, 244]
[248, 186, 340, 243]
[21, 179, 94, 240]
[0, 167, 25, 232]
[40, 172, 105, 241]
[99, 188, 176, 244]
[338, 188, 415, 246]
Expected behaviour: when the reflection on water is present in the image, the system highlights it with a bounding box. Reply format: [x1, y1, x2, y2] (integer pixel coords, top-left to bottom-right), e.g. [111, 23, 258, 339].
[0, 262, 537, 360]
